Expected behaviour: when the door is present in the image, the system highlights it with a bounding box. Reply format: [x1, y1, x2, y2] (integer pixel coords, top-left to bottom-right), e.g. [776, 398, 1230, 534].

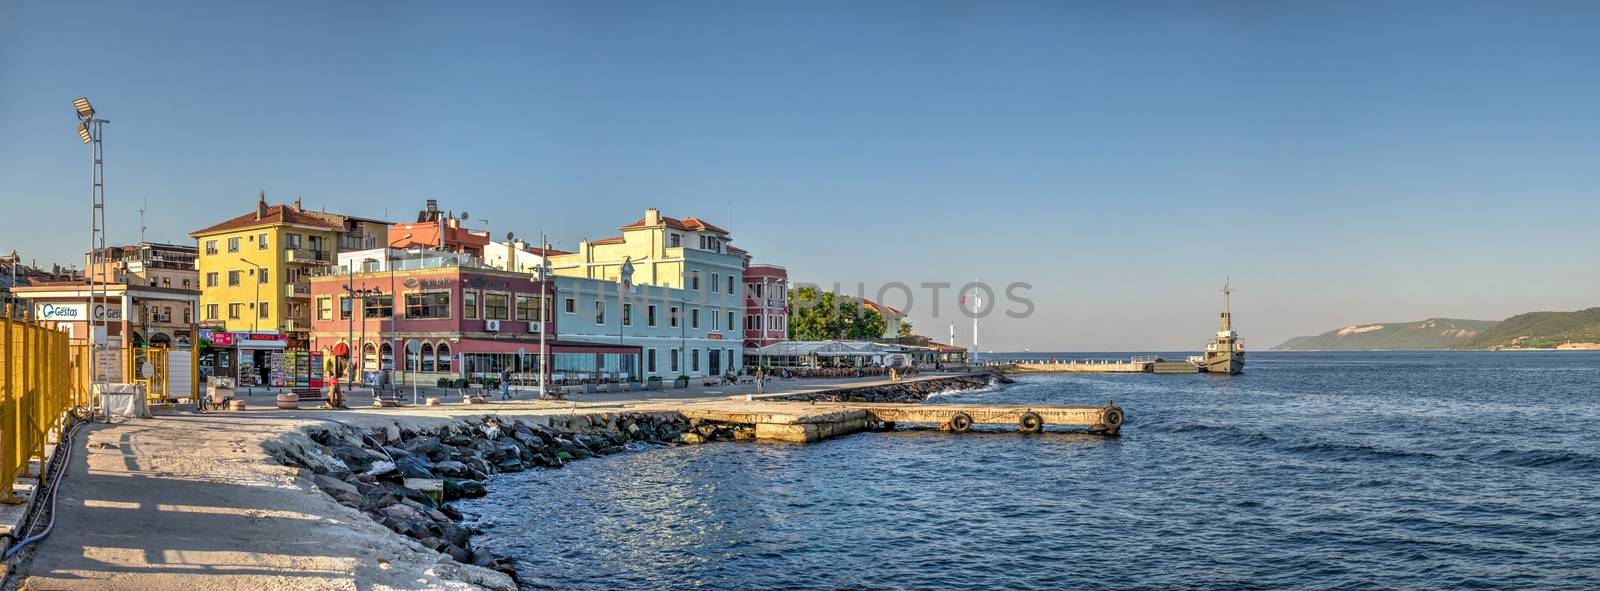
[708, 349, 721, 376]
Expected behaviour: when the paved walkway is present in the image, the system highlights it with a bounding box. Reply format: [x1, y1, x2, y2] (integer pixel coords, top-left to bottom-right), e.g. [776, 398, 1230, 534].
[2, 374, 975, 590]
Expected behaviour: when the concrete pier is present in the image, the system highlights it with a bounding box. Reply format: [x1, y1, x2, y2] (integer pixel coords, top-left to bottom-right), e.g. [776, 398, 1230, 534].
[679, 400, 1124, 442]
[1009, 356, 1159, 373]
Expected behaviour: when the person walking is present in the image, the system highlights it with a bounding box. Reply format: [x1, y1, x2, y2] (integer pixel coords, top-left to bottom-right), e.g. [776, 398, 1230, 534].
[500, 366, 512, 401]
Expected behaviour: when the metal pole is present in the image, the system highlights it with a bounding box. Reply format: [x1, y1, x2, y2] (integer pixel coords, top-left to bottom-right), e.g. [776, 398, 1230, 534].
[346, 264, 354, 383]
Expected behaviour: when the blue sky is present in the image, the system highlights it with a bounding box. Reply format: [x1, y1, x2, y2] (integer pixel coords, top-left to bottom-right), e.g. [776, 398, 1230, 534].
[3, 1, 1598, 350]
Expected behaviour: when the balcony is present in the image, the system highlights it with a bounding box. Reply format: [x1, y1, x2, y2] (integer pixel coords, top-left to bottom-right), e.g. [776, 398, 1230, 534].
[285, 248, 331, 265]
[283, 318, 312, 333]
[285, 282, 311, 298]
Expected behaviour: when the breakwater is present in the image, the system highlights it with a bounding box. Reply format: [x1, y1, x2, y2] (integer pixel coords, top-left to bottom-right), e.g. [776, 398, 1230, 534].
[270, 412, 720, 585]
[765, 373, 1003, 403]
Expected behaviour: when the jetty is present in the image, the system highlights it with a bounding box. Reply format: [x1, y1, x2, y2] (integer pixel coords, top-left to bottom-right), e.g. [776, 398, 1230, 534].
[679, 399, 1123, 443]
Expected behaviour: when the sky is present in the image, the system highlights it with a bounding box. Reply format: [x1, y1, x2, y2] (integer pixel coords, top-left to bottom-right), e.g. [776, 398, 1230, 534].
[3, 0, 1599, 351]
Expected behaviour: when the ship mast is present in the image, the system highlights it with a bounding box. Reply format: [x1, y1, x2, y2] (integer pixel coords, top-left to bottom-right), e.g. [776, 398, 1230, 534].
[1220, 277, 1232, 333]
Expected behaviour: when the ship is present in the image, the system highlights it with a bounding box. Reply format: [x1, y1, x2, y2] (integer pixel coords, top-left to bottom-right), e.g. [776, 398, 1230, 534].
[1197, 279, 1245, 374]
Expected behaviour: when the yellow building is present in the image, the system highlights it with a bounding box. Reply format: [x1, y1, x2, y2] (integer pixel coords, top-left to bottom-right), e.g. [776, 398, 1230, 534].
[190, 194, 387, 386]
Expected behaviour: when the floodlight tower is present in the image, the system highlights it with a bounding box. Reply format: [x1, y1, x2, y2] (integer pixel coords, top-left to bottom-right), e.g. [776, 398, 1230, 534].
[74, 97, 109, 389]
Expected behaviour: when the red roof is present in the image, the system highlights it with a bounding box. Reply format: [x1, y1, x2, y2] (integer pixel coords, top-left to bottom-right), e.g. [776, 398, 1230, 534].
[862, 299, 904, 317]
[588, 235, 626, 245]
[191, 203, 345, 236]
[619, 214, 727, 234]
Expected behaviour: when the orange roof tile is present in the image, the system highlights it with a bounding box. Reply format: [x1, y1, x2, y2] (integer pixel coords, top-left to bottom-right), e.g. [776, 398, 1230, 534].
[619, 214, 728, 234]
[191, 203, 344, 236]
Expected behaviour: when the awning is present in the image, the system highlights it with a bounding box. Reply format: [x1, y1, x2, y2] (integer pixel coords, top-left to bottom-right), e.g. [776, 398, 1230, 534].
[331, 342, 350, 356]
[455, 338, 640, 355]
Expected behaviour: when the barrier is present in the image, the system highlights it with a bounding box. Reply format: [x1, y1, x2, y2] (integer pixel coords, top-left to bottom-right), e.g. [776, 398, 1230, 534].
[2, 308, 79, 503]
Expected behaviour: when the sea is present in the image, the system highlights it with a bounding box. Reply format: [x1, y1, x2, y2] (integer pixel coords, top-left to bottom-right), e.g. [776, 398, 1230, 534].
[457, 351, 1600, 590]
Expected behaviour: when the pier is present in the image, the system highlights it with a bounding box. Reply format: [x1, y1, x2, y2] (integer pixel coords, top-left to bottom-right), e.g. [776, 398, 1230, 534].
[678, 399, 1124, 443]
[1004, 355, 1165, 373]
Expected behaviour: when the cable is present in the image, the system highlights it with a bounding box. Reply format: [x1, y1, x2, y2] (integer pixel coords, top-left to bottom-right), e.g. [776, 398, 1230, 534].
[4, 413, 88, 560]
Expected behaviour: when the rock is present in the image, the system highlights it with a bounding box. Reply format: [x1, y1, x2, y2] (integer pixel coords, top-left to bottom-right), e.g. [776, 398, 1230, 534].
[432, 460, 470, 477]
[313, 473, 360, 497]
[676, 432, 705, 445]
[393, 456, 436, 480]
[438, 503, 464, 521]
[443, 478, 488, 500]
[445, 544, 472, 563]
[493, 458, 525, 472]
[399, 436, 445, 460]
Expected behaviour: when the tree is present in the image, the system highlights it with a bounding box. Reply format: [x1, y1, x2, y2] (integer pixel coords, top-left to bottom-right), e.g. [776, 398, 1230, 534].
[898, 320, 914, 339]
[787, 287, 890, 340]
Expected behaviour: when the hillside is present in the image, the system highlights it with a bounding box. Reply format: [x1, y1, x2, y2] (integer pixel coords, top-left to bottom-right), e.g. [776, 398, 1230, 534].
[1459, 308, 1600, 349]
[1272, 318, 1499, 351]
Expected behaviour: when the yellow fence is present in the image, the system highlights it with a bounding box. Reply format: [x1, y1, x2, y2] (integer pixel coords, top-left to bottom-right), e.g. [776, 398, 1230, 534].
[1, 310, 79, 504]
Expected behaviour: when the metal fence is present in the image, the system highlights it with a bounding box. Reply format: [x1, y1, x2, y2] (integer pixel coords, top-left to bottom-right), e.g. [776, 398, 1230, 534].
[1, 308, 79, 503]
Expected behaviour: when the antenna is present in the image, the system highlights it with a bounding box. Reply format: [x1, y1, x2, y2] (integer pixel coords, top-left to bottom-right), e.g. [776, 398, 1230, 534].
[139, 194, 147, 243]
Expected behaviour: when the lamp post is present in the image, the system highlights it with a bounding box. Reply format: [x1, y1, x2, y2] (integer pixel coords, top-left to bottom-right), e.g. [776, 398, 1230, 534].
[536, 237, 551, 400]
[74, 97, 109, 392]
[238, 258, 266, 333]
[387, 234, 411, 396]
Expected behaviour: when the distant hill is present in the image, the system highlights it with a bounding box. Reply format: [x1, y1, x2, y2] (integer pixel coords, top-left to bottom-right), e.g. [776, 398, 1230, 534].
[1459, 308, 1600, 349]
[1272, 318, 1499, 351]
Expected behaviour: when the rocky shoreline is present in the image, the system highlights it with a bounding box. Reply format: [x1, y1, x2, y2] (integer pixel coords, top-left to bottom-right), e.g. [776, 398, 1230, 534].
[768, 373, 1004, 403]
[269, 412, 727, 586]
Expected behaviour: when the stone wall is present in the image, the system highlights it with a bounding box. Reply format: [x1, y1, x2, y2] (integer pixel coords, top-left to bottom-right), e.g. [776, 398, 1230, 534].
[767, 374, 1002, 403]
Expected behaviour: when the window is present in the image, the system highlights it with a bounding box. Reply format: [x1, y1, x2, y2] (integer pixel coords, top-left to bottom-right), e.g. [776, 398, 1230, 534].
[647, 349, 657, 373]
[227, 237, 240, 253]
[436, 343, 452, 372]
[205, 240, 218, 255]
[691, 349, 699, 372]
[405, 340, 420, 371]
[594, 300, 606, 325]
[728, 311, 735, 332]
[286, 233, 302, 249]
[182, 306, 191, 324]
[228, 303, 242, 319]
[339, 296, 352, 320]
[206, 272, 218, 287]
[228, 270, 241, 286]
[182, 278, 191, 288]
[516, 294, 545, 322]
[380, 342, 394, 370]
[405, 292, 451, 319]
[259, 301, 269, 319]
[712, 309, 719, 330]
[670, 306, 679, 328]
[421, 343, 435, 371]
[364, 295, 392, 318]
[316, 297, 332, 320]
[258, 268, 269, 284]
[669, 234, 681, 247]
[564, 297, 576, 314]
[206, 304, 219, 320]
[670, 348, 679, 372]
[711, 273, 720, 293]
[691, 308, 700, 329]
[647, 304, 657, 327]
[728, 275, 735, 294]
[623, 303, 633, 326]
[463, 291, 478, 319]
[258, 232, 269, 250]
[484, 293, 509, 320]
[691, 273, 700, 290]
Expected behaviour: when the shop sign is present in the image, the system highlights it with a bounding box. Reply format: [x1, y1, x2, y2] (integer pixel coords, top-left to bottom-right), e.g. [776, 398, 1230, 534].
[35, 302, 122, 321]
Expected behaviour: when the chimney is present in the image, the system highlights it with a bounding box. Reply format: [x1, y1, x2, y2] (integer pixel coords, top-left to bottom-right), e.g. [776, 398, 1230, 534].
[294, 196, 302, 211]
[644, 208, 661, 225]
[256, 191, 268, 220]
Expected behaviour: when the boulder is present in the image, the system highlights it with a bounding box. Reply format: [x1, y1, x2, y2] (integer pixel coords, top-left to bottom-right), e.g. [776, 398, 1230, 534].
[393, 456, 435, 480]
[431, 460, 470, 478]
[442, 478, 488, 500]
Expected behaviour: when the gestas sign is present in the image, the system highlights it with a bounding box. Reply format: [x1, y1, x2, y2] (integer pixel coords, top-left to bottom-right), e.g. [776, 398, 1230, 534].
[35, 303, 124, 321]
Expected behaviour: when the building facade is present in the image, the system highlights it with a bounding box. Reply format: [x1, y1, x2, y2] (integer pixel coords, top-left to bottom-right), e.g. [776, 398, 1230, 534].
[546, 208, 748, 376]
[389, 199, 491, 257]
[308, 250, 637, 387]
[742, 263, 788, 350]
[190, 193, 388, 385]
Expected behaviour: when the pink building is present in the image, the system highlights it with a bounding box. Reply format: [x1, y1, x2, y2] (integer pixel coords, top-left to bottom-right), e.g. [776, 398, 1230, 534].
[308, 252, 638, 386]
[742, 263, 788, 350]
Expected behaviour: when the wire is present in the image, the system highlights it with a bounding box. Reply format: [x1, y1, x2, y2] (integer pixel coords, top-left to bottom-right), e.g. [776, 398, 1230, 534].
[4, 412, 88, 560]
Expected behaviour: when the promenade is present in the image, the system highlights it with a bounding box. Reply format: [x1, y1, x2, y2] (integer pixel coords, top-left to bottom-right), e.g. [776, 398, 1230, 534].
[1, 374, 976, 590]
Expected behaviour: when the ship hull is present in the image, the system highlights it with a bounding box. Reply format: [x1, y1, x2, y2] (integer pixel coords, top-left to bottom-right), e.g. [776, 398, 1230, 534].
[1201, 352, 1244, 375]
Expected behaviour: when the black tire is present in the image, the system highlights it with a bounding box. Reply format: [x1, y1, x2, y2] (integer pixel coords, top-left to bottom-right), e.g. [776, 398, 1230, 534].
[1018, 412, 1044, 434]
[949, 412, 973, 433]
[1101, 407, 1124, 430]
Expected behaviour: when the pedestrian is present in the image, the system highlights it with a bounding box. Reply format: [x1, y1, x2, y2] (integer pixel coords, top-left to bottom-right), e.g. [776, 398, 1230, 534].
[500, 366, 512, 400]
[756, 368, 765, 393]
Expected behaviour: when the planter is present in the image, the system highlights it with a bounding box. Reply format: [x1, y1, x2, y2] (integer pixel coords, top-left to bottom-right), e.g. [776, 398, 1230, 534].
[584, 383, 597, 394]
[646, 378, 663, 391]
[275, 393, 299, 410]
[673, 377, 690, 389]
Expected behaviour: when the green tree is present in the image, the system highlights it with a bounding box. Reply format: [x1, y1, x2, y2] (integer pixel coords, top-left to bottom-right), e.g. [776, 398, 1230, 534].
[898, 320, 914, 339]
[787, 287, 890, 340]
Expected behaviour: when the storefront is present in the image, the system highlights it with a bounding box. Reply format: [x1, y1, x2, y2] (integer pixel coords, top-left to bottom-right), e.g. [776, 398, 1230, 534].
[205, 330, 313, 388]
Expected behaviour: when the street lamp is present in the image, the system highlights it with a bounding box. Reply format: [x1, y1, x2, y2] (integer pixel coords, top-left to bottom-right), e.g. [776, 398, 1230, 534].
[74, 96, 110, 396]
[238, 258, 266, 333]
[388, 234, 411, 397]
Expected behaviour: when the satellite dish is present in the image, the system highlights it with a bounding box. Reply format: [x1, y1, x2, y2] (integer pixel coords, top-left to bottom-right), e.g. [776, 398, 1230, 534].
[506, 231, 515, 241]
[461, 211, 469, 220]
